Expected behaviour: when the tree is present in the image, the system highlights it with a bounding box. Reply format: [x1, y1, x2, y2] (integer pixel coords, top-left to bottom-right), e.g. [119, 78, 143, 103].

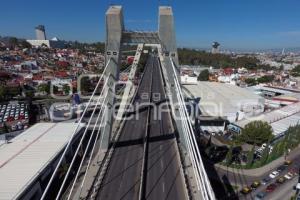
[239, 120, 273, 145]
[20, 40, 32, 49]
[80, 77, 92, 94]
[246, 146, 255, 167]
[62, 84, 71, 95]
[38, 83, 50, 95]
[279, 65, 284, 71]
[197, 69, 209, 81]
[225, 145, 233, 166]
[244, 78, 257, 86]
[291, 65, 300, 77]
[259, 143, 270, 166]
[0, 85, 7, 100]
[25, 90, 35, 98]
[257, 75, 275, 83]
[9, 37, 18, 49]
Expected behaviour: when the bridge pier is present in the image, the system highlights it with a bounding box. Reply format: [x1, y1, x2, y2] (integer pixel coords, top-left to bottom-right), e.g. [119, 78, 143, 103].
[101, 6, 124, 150]
[158, 7, 188, 151]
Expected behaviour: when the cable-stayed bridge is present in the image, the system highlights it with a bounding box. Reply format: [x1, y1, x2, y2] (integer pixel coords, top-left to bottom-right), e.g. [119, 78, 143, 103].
[40, 5, 215, 200]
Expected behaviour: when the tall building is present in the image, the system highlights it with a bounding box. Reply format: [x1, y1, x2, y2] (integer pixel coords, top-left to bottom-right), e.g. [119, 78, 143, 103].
[211, 41, 220, 54]
[27, 25, 64, 48]
[35, 25, 46, 40]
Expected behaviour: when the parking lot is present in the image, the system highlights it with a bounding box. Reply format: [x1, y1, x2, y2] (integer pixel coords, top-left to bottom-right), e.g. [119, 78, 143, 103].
[0, 103, 29, 132]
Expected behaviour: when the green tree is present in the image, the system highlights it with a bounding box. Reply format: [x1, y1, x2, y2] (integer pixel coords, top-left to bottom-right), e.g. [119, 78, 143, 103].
[38, 83, 50, 95]
[80, 77, 91, 94]
[239, 121, 273, 145]
[246, 146, 255, 167]
[0, 85, 7, 100]
[62, 84, 71, 95]
[225, 146, 233, 166]
[25, 90, 35, 98]
[20, 40, 32, 49]
[291, 65, 300, 77]
[244, 78, 257, 86]
[9, 37, 18, 49]
[259, 144, 270, 166]
[257, 75, 275, 83]
[197, 69, 209, 81]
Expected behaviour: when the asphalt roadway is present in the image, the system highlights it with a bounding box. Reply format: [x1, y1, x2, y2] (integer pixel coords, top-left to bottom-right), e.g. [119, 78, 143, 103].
[144, 58, 186, 200]
[97, 56, 187, 200]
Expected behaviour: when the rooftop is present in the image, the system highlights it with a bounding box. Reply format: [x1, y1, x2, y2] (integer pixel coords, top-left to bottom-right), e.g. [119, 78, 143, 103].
[235, 102, 300, 136]
[0, 122, 79, 199]
[185, 82, 264, 122]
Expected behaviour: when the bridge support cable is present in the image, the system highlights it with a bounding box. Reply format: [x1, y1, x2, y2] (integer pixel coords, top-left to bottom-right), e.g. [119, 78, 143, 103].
[41, 59, 112, 200]
[77, 105, 107, 196]
[174, 85, 207, 198]
[55, 75, 111, 200]
[66, 88, 110, 200]
[170, 59, 216, 200]
[172, 72, 215, 200]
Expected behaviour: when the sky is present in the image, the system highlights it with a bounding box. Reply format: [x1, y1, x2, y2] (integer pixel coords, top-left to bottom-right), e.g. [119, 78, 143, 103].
[1, 0, 300, 50]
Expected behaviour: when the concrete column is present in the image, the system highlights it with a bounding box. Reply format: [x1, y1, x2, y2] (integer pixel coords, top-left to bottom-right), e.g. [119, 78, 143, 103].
[158, 6, 179, 65]
[101, 6, 123, 150]
[158, 7, 187, 150]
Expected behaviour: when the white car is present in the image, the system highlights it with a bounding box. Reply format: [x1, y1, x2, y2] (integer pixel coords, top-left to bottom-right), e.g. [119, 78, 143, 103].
[284, 172, 293, 180]
[269, 171, 279, 179]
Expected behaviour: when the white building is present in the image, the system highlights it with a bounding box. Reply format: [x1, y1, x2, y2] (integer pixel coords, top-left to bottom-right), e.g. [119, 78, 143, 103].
[232, 102, 300, 138]
[185, 82, 265, 122]
[0, 122, 83, 200]
[180, 75, 197, 85]
[27, 37, 64, 48]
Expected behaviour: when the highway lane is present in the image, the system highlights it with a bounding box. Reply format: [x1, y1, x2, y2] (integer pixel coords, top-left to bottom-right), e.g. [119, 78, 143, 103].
[145, 57, 187, 200]
[96, 56, 154, 200]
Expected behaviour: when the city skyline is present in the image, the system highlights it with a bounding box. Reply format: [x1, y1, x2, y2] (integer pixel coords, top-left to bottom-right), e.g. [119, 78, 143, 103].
[1, 0, 300, 50]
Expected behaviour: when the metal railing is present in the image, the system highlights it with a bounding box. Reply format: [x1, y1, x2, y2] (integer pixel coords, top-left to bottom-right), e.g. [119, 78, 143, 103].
[170, 58, 216, 200]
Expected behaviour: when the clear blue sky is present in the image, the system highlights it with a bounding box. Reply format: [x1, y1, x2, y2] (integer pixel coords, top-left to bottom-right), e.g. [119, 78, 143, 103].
[1, 0, 300, 50]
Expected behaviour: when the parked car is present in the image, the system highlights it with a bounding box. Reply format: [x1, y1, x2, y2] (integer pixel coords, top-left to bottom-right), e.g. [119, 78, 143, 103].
[277, 165, 287, 172]
[255, 192, 267, 200]
[284, 160, 293, 166]
[269, 171, 279, 179]
[284, 172, 293, 180]
[266, 183, 277, 192]
[251, 181, 261, 189]
[288, 168, 297, 177]
[261, 177, 271, 185]
[276, 177, 286, 184]
[240, 186, 252, 194]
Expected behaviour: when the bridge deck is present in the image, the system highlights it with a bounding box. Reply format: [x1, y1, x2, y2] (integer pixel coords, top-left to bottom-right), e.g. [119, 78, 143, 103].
[96, 56, 187, 200]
